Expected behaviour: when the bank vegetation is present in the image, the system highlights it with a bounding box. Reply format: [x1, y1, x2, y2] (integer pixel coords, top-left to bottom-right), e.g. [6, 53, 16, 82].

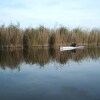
[0, 24, 100, 48]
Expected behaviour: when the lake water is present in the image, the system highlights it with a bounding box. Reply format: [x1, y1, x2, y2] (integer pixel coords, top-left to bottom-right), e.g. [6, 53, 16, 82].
[0, 47, 100, 100]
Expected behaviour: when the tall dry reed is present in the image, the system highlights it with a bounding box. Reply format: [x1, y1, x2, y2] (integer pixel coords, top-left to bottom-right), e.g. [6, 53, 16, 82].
[0, 24, 100, 47]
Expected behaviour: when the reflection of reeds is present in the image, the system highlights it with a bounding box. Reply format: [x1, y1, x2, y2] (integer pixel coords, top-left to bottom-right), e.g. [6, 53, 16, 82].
[0, 47, 100, 70]
[0, 24, 100, 47]
[0, 48, 23, 69]
[23, 47, 49, 67]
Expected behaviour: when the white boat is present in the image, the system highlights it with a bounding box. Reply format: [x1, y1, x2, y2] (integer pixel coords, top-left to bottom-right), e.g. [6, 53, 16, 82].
[60, 46, 84, 51]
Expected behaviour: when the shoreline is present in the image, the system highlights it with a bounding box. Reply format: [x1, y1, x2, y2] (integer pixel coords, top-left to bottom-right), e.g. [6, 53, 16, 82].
[0, 45, 99, 48]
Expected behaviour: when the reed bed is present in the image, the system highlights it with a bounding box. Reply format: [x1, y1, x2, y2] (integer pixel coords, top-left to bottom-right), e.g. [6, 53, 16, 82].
[0, 24, 100, 47]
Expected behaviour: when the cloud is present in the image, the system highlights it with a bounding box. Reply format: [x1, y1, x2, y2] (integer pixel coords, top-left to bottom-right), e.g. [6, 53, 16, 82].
[0, 0, 100, 28]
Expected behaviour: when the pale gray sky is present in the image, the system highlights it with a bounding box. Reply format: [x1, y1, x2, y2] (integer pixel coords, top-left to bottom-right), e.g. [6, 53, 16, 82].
[0, 0, 100, 28]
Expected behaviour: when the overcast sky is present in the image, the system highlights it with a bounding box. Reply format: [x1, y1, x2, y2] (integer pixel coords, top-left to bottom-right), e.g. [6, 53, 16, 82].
[0, 0, 100, 28]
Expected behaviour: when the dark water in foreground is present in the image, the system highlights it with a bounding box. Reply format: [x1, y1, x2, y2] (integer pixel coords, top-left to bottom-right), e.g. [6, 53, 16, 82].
[0, 47, 100, 100]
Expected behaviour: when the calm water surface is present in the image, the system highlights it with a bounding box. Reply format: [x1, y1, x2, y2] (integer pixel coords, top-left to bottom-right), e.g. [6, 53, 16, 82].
[0, 47, 100, 100]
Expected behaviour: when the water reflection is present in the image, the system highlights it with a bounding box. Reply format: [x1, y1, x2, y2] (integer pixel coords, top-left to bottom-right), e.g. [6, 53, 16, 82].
[0, 47, 100, 70]
[0, 48, 23, 70]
